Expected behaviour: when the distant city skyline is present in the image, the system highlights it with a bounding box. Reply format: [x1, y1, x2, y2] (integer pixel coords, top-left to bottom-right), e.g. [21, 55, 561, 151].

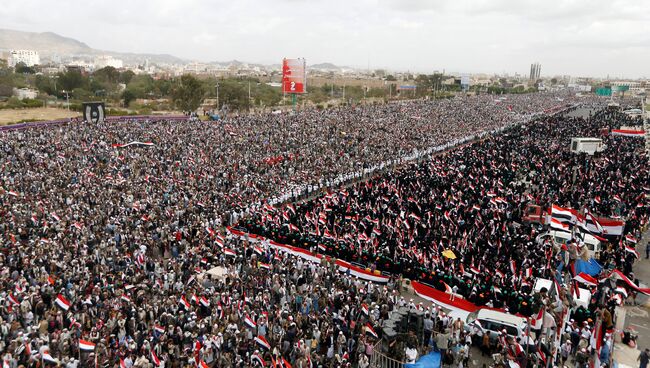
[1, 0, 648, 78]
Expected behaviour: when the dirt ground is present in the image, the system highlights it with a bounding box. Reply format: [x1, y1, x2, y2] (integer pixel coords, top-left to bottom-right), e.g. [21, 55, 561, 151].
[0, 107, 80, 126]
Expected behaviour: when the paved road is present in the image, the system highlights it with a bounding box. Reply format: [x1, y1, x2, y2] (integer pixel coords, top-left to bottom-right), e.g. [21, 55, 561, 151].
[615, 227, 650, 367]
[565, 107, 598, 119]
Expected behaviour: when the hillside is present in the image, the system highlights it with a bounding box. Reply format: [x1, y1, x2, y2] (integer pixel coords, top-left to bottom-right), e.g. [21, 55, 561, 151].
[0, 29, 185, 65]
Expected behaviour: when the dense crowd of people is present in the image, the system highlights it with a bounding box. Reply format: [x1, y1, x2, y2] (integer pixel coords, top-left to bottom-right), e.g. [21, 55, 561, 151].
[0, 92, 581, 227]
[240, 108, 649, 367]
[0, 93, 646, 368]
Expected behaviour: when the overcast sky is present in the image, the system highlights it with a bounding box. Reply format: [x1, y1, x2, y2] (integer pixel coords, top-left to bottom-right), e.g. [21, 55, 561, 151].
[1, 0, 648, 78]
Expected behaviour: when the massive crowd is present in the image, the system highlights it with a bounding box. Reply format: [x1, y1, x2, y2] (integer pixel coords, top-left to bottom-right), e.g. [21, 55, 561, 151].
[0, 93, 646, 368]
[241, 108, 648, 366]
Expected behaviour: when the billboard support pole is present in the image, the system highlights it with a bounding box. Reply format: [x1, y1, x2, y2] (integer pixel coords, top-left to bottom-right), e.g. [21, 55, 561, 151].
[292, 93, 297, 110]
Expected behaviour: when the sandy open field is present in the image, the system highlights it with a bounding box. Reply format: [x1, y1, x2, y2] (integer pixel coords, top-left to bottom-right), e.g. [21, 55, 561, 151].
[0, 107, 81, 126]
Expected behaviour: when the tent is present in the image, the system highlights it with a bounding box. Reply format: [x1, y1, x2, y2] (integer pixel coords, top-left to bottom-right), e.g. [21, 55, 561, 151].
[574, 258, 602, 277]
[404, 351, 441, 368]
[204, 266, 230, 281]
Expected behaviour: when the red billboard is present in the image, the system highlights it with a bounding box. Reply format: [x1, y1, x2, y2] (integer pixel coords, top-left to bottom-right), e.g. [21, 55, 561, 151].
[282, 58, 306, 94]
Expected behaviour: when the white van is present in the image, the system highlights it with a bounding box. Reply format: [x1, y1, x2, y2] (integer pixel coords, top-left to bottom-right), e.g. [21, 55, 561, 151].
[465, 309, 530, 343]
[535, 230, 601, 259]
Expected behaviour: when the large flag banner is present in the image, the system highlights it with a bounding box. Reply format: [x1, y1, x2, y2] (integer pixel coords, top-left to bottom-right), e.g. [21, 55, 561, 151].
[78, 340, 95, 352]
[55, 294, 71, 311]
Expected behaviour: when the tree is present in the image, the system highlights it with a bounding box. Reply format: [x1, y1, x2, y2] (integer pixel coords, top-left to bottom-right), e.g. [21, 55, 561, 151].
[171, 74, 205, 112]
[385, 75, 397, 81]
[94, 66, 120, 84]
[218, 79, 250, 111]
[126, 75, 154, 99]
[119, 70, 135, 85]
[122, 89, 136, 107]
[15, 62, 35, 74]
[34, 75, 55, 95]
[59, 70, 86, 92]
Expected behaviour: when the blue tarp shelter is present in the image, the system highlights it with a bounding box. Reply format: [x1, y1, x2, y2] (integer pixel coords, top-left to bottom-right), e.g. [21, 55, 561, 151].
[404, 351, 441, 368]
[574, 258, 602, 276]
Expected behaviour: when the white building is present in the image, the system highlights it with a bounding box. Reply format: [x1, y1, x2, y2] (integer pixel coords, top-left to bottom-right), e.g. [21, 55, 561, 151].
[13, 88, 38, 100]
[9, 50, 40, 67]
[94, 55, 124, 69]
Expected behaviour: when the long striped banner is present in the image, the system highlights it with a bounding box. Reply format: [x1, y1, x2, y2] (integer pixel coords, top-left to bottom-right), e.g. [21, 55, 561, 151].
[226, 227, 390, 283]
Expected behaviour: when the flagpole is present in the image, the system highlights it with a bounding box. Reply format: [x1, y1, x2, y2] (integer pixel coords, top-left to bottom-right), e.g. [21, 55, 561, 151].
[525, 316, 531, 363]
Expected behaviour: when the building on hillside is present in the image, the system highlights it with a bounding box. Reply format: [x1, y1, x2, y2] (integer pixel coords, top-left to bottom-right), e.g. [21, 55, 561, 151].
[9, 50, 40, 67]
[95, 55, 124, 69]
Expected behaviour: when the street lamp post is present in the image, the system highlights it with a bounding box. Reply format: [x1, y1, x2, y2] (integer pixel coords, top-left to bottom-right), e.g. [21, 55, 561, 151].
[215, 83, 220, 112]
[62, 90, 70, 111]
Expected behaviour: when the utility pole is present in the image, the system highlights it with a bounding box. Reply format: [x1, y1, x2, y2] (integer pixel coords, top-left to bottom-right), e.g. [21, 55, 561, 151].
[215, 83, 220, 111]
[62, 90, 70, 111]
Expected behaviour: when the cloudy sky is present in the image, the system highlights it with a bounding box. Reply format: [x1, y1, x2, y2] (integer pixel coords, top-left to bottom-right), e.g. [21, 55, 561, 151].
[1, 0, 648, 78]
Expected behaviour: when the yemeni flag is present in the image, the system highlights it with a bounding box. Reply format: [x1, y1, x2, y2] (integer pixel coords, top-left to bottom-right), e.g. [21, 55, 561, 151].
[361, 303, 369, 315]
[509, 260, 517, 275]
[573, 272, 598, 287]
[365, 323, 379, 338]
[258, 262, 271, 270]
[611, 129, 645, 137]
[42, 351, 58, 364]
[550, 204, 576, 224]
[217, 303, 224, 319]
[625, 245, 639, 258]
[151, 350, 161, 366]
[78, 339, 95, 352]
[625, 235, 637, 244]
[529, 307, 544, 329]
[224, 248, 237, 257]
[154, 325, 165, 334]
[524, 267, 533, 279]
[200, 296, 210, 307]
[179, 295, 191, 310]
[121, 294, 131, 303]
[8, 293, 20, 306]
[255, 335, 271, 351]
[244, 315, 257, 329]
[549, 218, 570, 231]
[251, 352, 266, 367]
[536, 350, 547, 366]
[112, 141, 155, 148]
[55, 294, 71, 311]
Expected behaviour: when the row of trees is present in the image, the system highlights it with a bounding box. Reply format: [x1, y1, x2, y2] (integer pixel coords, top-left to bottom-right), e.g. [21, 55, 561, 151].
[1, 62, 539, 113]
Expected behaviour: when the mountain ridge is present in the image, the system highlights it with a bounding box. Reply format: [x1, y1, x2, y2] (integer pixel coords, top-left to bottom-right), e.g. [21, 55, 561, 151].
[0, 28, 347, 70]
